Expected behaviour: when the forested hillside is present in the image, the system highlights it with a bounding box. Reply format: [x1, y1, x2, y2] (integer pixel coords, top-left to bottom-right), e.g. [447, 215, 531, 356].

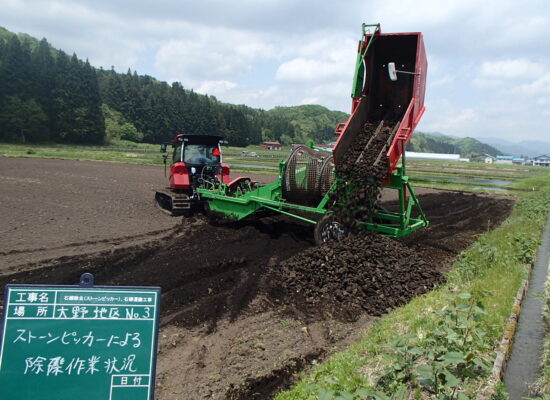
[97, 71, 347, 146]
[0, 27, 104, 143]
[263, 105, 348, 145]
[0, 27, 348, 146]
[407, 132, 502, 157]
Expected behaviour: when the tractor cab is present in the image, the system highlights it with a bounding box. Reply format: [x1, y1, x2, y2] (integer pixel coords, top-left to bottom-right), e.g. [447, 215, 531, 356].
[155, 134, 231, 216]
[171, 134, 222, 166]
[167, 134, 228, 191]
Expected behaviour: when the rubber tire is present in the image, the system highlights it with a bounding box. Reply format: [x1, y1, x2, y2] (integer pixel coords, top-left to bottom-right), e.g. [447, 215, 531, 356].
[314, 214, 348, 246]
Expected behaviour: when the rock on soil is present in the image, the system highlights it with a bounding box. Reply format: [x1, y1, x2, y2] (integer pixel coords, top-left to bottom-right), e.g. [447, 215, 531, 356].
[332, 120, 399, 227]
[337, 120, 396, 180]
[271, 231, 444, 320]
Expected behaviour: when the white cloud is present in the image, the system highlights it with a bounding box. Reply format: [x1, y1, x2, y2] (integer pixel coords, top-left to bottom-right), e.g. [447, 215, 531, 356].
[276, 58, 348, 82]
[193, 84, 281, 109]
[154, 27, 276, 87]
[480, 58, 544, 79]
[196, 80, 238, 96]
[472, 77, 504, 88]
[421, 99, 480, 135]
[2, 1, 146, 71]
[275, 33, 356, 85]
[239, 85, 280, 107]
[369, 0, 480, 29]
[518, 73, 550, 95]
[430, 74, 455, 88]
[300, 97, 319, 105]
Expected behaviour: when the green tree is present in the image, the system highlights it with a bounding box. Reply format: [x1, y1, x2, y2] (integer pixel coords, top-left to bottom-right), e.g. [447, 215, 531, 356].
[280, 134, 294, 145]
[0, 35, 32, 98]
[30, 38, 56, 140]
[52, 54, 105, 143]
[0, 96, 48, 142]
[102, 104, 143, 142]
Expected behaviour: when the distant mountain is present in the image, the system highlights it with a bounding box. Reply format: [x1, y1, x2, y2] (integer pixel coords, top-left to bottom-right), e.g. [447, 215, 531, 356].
[423, 131, 459, 139]
[408, 132, 502, 158]
[477, 137, 550, 157]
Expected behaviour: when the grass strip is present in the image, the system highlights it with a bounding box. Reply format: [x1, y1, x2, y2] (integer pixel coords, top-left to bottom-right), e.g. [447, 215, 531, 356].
[275, 172, 550, 400]
[533, 266, 550, 398]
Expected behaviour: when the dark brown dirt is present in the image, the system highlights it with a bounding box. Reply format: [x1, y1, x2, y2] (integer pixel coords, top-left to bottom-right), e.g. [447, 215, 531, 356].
[0, 157, 515, 400]
[338, 120, 396, 180]
[0, 157, 274, 272]
[333, 120, 398, 227]
[271, 232, 444, 321]
[0, 157, 179, 271]
[397, 190, 515, 272]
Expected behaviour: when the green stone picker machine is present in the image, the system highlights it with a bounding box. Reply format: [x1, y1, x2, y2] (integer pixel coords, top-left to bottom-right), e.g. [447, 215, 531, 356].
[198, 23, 429, 244]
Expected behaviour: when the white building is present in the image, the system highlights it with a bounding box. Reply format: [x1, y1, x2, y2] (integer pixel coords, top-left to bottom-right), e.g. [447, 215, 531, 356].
[405, 152, 468, 162]
[495, 156, 514, 165]
[534, 155, 550, 167]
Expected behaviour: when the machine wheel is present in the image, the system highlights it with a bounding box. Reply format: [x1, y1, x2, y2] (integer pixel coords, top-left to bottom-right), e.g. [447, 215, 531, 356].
[314, 214, 348, 246]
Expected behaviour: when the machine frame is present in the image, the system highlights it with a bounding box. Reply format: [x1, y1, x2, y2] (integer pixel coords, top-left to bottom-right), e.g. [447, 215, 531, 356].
[197, 23, 429, 242]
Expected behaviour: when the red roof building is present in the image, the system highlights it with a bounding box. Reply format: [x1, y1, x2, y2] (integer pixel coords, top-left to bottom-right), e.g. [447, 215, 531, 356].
[261, 141, 282, 150]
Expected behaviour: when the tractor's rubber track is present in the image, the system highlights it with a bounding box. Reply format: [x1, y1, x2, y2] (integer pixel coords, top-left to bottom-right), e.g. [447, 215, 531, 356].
[155, 190, 192, 216]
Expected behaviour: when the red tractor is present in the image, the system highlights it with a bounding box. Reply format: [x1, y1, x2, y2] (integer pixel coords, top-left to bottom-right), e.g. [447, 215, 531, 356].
[155, 134, 231, 215]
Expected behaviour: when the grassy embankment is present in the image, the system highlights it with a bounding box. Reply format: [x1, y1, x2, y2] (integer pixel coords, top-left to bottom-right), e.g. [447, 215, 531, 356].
[275, 172, 550, 399]
[534, 273, 550, 397]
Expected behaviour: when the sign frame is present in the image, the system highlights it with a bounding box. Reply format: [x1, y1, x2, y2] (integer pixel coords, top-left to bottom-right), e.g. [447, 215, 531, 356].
[0, 273, 162, 400]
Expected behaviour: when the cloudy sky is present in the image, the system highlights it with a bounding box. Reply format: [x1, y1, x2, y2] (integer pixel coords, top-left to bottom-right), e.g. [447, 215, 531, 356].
[2, 0, 549, 142]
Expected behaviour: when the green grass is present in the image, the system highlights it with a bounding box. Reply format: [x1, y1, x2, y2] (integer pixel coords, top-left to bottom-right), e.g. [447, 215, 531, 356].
[406, 159, 545, 192]
[275, 171, 550, 399]
[534, 268, 550, 398]
[0, 142, 164, 165]
[0, 142, 290, 169]
[105, 139, 162, 149]
[408, 159, 535, 173]
[408, 179, 510, 193]
[3, 142, 547, 193]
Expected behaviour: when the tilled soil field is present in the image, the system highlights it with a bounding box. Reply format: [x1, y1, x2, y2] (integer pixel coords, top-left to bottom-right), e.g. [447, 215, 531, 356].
[0, 157, 276, 273]
[0, 157, 515, 399]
